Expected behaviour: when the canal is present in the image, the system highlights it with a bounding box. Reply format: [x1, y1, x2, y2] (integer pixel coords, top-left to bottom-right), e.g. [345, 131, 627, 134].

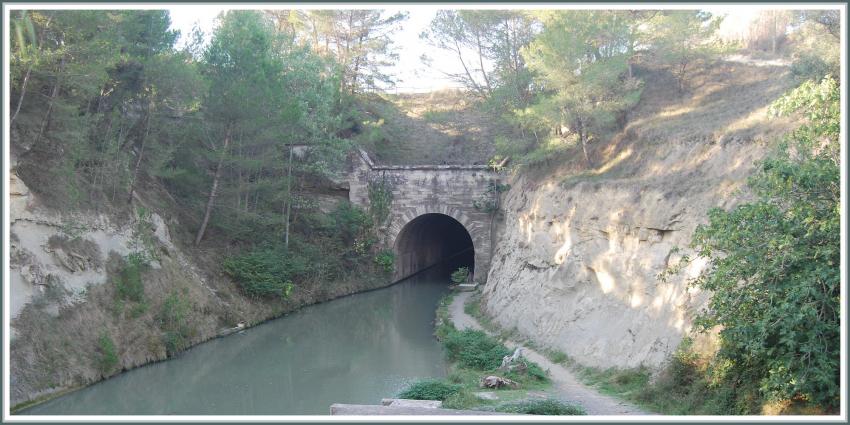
[22, 268, 453, 415]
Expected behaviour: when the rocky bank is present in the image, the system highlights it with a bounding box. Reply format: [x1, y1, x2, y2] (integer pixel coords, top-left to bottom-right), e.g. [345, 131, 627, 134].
[481, 61, 798, 369]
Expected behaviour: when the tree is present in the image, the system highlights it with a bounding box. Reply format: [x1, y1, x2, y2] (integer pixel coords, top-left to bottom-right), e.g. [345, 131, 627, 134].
[688, 77, 840, 410]
[421, 10, 536, 104]
[522, 11, 642, 166]
[788, 11, 840, 80]
[192, 10, 346, 246]
[267, 10, 407, 94]
[648, 11, 724, 93]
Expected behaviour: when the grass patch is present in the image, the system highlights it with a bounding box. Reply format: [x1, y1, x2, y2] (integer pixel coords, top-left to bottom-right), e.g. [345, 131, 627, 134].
[421, 108, 454, 123]
[407, 292, 558, 413]
[495, 399, 586, 415]
[398, 380, 462, 401]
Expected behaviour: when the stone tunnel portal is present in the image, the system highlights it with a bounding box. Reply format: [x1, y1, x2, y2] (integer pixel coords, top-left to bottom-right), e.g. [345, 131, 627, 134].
[393, 213, 475, 282]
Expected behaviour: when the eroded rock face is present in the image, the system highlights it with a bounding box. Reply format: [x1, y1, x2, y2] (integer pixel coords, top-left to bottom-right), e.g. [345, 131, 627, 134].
[481, 137, 774, 369]
[481, 61, 798, 371]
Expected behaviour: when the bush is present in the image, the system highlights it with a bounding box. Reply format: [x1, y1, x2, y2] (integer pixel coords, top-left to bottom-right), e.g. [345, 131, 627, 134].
[96, 332, 119, 375]
[398, 379, 462, 401]
[158, 291, 194, 355]
[374, 250, 394, 273]
[450, 267, 469, 284]
[222, 248, 297, 299]
[688, 78, 839, 410]
[443, 329, 511, 370]
[495, 399, 586, 415]
[113, 253, 148, 303]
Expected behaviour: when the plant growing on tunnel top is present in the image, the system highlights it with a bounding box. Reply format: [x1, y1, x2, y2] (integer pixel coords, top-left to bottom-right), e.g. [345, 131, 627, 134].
[685, 77, 839, 411]
[367, 178, 394, 226]
[450, 267, 470, 284]
[473, 181, 510, 214]
[373, 249, 394, 273]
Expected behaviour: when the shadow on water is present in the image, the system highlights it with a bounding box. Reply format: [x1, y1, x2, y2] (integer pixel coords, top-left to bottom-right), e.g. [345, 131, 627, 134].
[21, 268, 456, 415]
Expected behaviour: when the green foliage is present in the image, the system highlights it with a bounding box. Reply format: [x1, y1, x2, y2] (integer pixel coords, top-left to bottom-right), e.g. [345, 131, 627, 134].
[131, 206, 160, 262]
[472, 181, 509, 213]
[113, 253, 148, 303]
[443, 329, 511, 370]
[158, 290, 194, 355]
[788, 12, 840, 81]
[648, 11, 726, 92]
[398, 379, 462, 401]
[373, 250, 394, 273]
[686, 77, 839, 410]
[450, 267, 470, 284]
[222, 249, 296, 299]
[523, 11, 644, 166]
[367, 178, 394, 226]
[495, 399, 586, 415]
[95, 331, 119, 375]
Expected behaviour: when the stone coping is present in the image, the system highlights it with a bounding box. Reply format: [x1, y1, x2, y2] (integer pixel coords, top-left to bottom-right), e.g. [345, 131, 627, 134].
[356, 148, 498, 172]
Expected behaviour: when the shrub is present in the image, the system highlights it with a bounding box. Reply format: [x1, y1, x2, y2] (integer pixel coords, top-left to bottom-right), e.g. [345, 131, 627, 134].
[113, 253, 148, 303]
[158, 291, 194, 355]
[495, 399, 586, 415]
[687, 77, 839, 410]
[443, 329, 511, 370]
[222, 249, 296, 299]
[450, 267, 470, 284]
[374, 250, 394, 273]
[398, 379, 462, 401]
[96, 332, 119, 375]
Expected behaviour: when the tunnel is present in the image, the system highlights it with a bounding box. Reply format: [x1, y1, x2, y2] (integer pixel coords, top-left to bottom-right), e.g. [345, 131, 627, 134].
[393, 213, 475, 282]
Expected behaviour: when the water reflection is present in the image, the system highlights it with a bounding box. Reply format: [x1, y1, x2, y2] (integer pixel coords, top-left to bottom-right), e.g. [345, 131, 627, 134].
[21, 269, 451, 415]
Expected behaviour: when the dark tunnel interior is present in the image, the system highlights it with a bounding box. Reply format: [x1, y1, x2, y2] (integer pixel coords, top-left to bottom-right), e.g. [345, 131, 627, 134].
[393, 213, 475, 282]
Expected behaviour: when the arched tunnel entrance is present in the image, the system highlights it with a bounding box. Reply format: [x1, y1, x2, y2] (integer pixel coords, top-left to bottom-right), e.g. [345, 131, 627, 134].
[393, 213, 475, 282]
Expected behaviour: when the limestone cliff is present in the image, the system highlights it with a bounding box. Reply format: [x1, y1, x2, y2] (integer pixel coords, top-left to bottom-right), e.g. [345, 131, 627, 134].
[481, 60, 799, 369]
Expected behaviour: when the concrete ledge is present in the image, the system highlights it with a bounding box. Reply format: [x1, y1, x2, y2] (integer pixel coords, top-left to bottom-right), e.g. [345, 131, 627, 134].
[330, 403, 520, 415]
[381, 398, 442, 408]
[454, 283, 479, 292]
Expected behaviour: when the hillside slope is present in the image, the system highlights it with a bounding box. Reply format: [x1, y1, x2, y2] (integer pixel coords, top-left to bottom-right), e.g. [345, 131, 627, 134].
[354, 90, 499, 165]
[480, 59, 798, 369]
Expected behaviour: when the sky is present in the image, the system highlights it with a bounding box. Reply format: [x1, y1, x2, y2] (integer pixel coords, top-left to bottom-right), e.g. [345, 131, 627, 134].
[165, 5, 770, 93]
[166, 6, 460, 93]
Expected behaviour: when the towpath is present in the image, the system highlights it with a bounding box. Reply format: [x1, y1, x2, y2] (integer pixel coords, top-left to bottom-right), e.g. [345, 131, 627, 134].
[448, 291, 650, 416]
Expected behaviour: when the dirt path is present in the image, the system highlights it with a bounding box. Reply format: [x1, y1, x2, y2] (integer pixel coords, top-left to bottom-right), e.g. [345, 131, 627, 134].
[448, 292, 650, 416]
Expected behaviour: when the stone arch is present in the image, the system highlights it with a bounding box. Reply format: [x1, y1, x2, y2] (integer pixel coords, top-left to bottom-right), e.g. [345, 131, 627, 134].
[387, 204, 478, 245]
[390, 207, 481, 282]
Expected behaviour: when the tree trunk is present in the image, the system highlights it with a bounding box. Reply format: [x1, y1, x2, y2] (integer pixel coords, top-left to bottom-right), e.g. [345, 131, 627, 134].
[12, 14, 51, 126]
[283, 144, 294, 249]
[580, 129, 593, 168]
[127, 101, 153, 203]
[455, 40, 485, 97]
[11, 65, 32, 125]
[475, 32, 492, 95]
[34, 52, 66, 146]
[194, 125, 232, 247]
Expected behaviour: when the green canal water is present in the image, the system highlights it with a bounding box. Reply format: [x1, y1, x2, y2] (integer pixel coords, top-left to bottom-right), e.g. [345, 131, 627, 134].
[21, 270, 451, 415]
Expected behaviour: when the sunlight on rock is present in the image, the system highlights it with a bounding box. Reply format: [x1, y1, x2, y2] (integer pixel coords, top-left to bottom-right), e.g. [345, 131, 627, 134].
[593, 267, 617, 294]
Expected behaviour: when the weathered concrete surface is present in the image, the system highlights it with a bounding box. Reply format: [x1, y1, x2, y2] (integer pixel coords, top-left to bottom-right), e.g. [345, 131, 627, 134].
[348, 149, 499, 282]
[449, 292, 649, 415]
[381, 398, 443, 408]
[330, 403, 520, 415]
